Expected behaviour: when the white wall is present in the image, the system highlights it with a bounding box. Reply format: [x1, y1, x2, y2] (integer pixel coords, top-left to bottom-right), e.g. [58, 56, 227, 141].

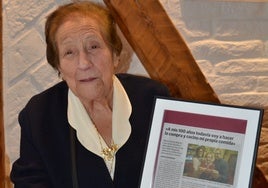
[3, 0, 268, 167]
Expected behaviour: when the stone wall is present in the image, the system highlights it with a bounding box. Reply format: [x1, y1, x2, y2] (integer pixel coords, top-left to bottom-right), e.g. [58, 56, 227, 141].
[3, 0, 268, 182]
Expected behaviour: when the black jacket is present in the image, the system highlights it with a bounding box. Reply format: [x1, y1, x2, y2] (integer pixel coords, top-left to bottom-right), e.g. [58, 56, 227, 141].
[11, 73, 170, 188]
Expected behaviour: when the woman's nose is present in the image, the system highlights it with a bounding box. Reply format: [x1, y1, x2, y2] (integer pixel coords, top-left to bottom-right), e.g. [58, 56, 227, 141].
[78, 51, 92, 69]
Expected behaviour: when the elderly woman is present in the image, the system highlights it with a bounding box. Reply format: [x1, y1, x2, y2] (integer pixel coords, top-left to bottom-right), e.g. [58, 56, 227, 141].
[10, 1, 169, 188]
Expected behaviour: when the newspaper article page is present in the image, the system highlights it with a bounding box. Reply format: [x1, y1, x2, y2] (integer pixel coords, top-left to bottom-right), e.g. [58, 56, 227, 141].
[152, 110, 247, 188]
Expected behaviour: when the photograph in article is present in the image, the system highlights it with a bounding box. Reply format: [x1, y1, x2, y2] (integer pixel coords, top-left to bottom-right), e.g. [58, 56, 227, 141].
[183, 144, 238, 185]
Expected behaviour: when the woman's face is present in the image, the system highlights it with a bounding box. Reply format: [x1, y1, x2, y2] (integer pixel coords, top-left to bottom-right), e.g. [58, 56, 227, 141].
[56, 16, 117, 103]
[206, 153, 214, 163]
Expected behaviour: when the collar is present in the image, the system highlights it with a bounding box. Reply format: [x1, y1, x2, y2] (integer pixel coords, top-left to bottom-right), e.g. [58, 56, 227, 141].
[67, 75, 132, 157]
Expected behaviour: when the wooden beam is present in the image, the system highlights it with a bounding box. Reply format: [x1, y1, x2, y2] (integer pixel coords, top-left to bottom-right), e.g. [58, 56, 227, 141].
[104, 0, 220, 103]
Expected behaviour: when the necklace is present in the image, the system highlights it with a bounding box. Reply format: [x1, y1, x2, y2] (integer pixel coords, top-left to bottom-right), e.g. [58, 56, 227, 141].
[97, 132, 118, 161]
[95, 128, 118, 176]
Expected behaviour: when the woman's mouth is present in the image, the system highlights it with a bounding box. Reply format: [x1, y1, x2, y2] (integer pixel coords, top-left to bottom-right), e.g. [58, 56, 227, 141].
[79, 77, 97, 82]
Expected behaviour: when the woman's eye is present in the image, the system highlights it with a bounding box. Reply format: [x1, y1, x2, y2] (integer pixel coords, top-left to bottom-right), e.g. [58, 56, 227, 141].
[65, 50, 73, 56]
[91, 45, 98, 49]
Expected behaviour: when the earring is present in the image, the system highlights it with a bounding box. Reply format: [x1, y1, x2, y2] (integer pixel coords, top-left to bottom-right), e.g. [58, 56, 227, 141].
[58, 72, 64, 80]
